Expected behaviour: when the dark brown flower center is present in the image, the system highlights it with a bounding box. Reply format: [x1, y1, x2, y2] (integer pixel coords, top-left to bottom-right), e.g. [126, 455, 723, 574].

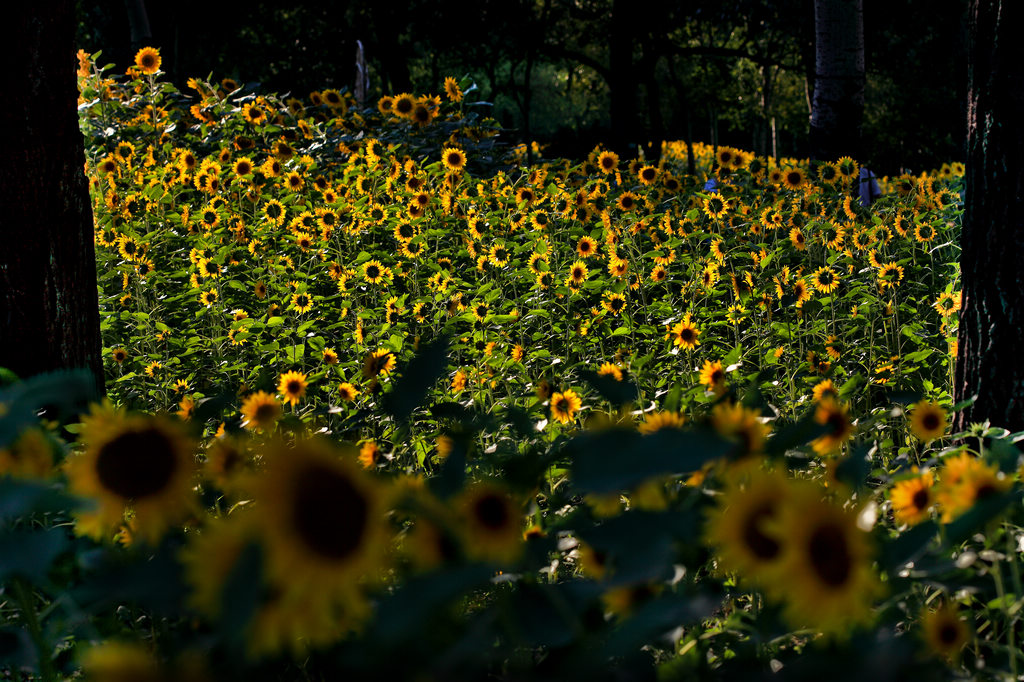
[808, 523, 851, 587]
[474, 493, 509, 530]
[95, 426, 178, 499]
[292, 465, 368, 560]
[742, 503, 780, 559]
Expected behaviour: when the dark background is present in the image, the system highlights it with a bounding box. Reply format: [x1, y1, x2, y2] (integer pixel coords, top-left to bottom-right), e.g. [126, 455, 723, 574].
[76, 0, 965, 175]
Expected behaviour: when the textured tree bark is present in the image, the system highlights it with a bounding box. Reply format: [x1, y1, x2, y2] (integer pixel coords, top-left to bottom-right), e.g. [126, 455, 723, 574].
[954, 0, 1024, 432]
[2, 3, 104, 395]
[809, 0, 864, 161]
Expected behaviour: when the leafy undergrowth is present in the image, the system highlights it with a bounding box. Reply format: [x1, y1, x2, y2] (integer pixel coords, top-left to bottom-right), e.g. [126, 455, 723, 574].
[2, 47, 1020, 681]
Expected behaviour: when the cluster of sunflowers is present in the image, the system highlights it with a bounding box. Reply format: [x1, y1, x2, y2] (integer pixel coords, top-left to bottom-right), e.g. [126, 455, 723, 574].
[4, 45, 1019, 679]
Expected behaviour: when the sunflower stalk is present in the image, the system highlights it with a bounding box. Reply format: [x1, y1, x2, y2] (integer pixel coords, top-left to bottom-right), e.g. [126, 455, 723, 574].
[12, 579, 57, 682]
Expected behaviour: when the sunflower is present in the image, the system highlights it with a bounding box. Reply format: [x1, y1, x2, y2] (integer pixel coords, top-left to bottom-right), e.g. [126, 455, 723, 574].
[290, 292, 314, 314]
[789, 227, 807, 250]
[66, 410, 196, 544]
[890, 470, 935, 525]
[668, 313, 701, 350]
[637, 165, 659, 185]
[443, 76, 463, 102]
[80, 641, 160, 681]
[362, 259, 391, 285]
[338, 382, 360, 402]
[240, 391, 281, 431]
[362, 348, 396, 379]
[567, 260, 589, 287]
[702, 192, 728, 220]
[456, 482, 523, 564]
[638, 411, 686, 434]
[877, 262, 905, 289]
[441, 147, 467, 172]
[699, 360, 726, 392]
[711, 402, 770, 456]
[254, 281, 267, 299]
[597, 362, 623, 382]
[550, 389, 582, 424]
[616, 191, 640, 212]
[938, 457, 1010, 522]
[199, 289, 218, 307]
[596, 150, 619, 174]
[920, 603, 969, 662]
[111, 348, 128, 364]
[273, 373, 308, 409]
[811, 266, 839, 294]
[764, 483, 880, 635]
[781, 167, 805, 190]
[602, 292, 626, 315]
[908, 400, 947, 441]
[705, 467, 790, 583]
[252, 437, 386, 632]
[933, 291, 961, 318]
[811, 398, 853, 455]
[812, 378, 838, 402]
[134, 46, 161, 74]
[792, 278, 812, 306]
[577, 236, 598, 258]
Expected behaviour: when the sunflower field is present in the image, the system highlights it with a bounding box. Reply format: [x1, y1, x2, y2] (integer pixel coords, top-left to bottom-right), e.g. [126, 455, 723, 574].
[2, 46, 1022, 681]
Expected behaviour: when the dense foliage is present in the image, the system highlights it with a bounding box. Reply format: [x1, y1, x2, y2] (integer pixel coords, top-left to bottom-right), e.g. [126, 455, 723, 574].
[2, 47, 1019, 681]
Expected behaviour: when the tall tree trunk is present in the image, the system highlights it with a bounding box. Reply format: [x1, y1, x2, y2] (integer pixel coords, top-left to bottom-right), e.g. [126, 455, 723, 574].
[123, 0, 152, 51]
[954, 0, 1024, 432]
[608, 0, 637, 156]
[2, 3, 104, 395]
[809, 0, 864, 161]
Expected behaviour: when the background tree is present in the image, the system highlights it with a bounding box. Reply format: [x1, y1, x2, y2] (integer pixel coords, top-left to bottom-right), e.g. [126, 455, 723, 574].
[954, 0, 1024, 432]
[809, 0, 865, 160]
[3, 2, 104, 394]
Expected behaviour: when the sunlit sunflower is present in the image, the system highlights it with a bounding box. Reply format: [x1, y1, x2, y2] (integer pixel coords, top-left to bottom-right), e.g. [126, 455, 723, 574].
[597, 150, 619, 174]
[240, 391, 281, 431]
[699, 360, 726, 393]
[812, 378, 838, 402]
[456, 481, 524, 564]
[567, 260, 589, 287]
[702, 192, 728, 220]
[764, 483, 881, 635]
[890, 470, 935, 525]
[811, 398, 853, 455]
[362, 259, 391, 285]
[933, 291, 961, 318]
[789, 227, 806, 250]
[338, 382, 360, 403]
[290, 292, 314, 314]
[781, 167, 805, 190]
[442, 147, 467, 172]
[277, 371, 308, 407]
[602, 292, 626, 316]
[938, 456, 1010, 523]
[134, 46, 161, 74]
[66, 410, 196, 544]
[877, 262, 905, 289]
[577, 236, 598, 258]
[616, 191, 640, 212]
[811, 266, 839, 294]
[362, 348, 396, 379]
[637, 165, 659, 185]
[550, 389, 582, 424]
[668, 313, 701, 350]
[597, 362, 623, 382]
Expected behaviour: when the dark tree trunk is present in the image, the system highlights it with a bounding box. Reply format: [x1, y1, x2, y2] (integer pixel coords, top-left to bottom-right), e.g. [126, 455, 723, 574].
[2, 3, 104, 395]
[608, 0, 638, 156]
[954, 0, 1024, 432]
[123, 0, 152, 50]
[809, 0, 864, 161]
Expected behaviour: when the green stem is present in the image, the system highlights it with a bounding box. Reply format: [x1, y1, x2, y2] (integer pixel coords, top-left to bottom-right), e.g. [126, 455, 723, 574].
[13, 580, 56, 682]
